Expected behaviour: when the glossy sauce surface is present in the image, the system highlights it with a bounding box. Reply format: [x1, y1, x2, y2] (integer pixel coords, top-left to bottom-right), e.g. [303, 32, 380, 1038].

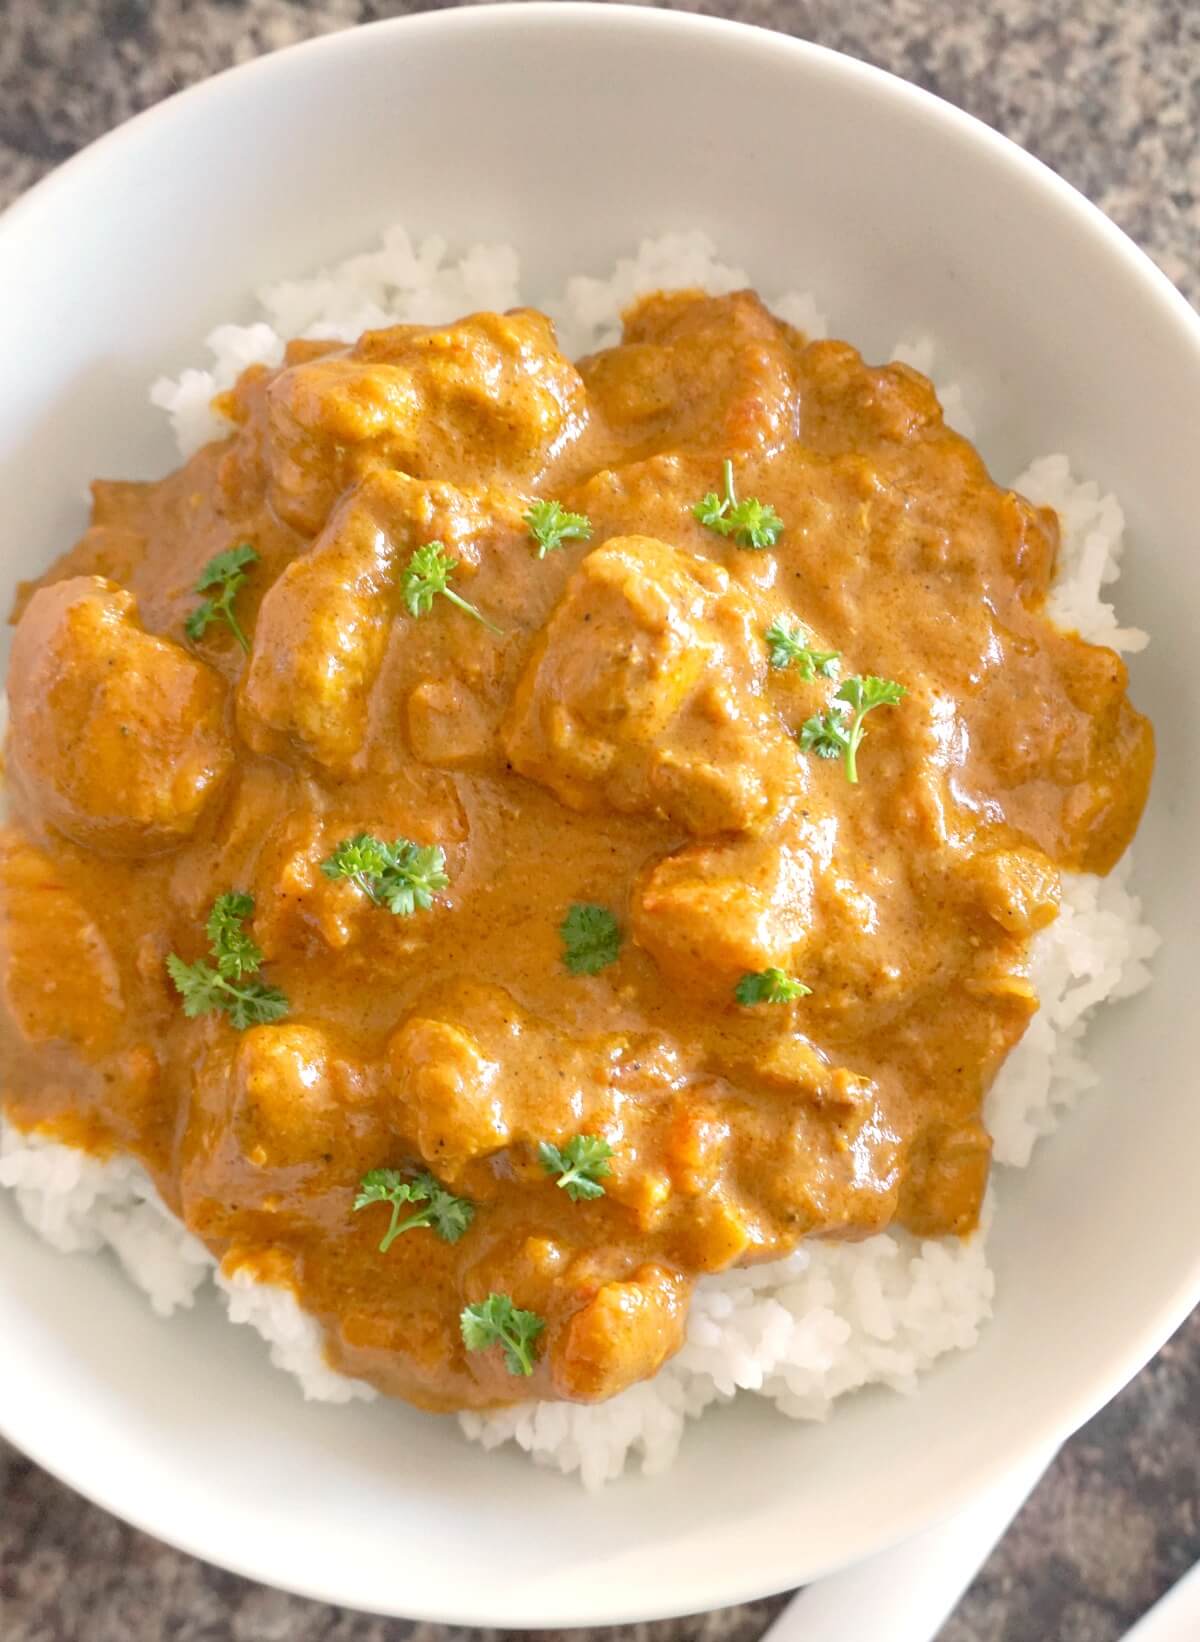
[0, 292, 1153, 1410]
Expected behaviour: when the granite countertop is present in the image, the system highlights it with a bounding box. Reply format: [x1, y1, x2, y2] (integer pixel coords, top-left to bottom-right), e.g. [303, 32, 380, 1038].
[1, 2, 1197, 1639]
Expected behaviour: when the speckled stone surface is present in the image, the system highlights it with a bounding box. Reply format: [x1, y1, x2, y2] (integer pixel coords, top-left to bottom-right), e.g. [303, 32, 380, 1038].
[0, 3, 1197, 1640]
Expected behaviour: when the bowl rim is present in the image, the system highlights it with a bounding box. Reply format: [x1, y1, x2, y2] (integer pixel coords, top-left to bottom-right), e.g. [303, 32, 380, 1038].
[2, 2, 1199, 1625]
[0, 0, 1196, 358]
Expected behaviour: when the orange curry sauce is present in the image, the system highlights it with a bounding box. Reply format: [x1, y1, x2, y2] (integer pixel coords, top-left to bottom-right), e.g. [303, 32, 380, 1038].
[0, 292, 1152, 1410]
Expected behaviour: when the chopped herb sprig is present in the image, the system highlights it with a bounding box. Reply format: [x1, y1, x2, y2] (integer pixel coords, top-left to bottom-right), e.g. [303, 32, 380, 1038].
[538, 1135, 614, 1201]
[321, 833, 449, 917]
[735, 968, 812, 1006]
[354, 1168, 474, 1251]
[693, 459, 784, 550]
[185, 544, 258, 652]
[166, 892, 288, 1029]
[765, 619, 840, 680]
[400, 541, 502, 635]
[460, 1292, 545, 1377]
[559, 903, 622, 975]
[798, 675, 906, 784]
[525, 499, 592, 559]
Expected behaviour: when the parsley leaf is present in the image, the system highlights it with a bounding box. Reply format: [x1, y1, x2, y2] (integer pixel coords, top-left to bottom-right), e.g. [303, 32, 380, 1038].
[354, 1167, 474, 1251]
[204, 891, 262, 979]
[524, 499, 592, 559]
[184, 544, 258, 652]
[798, 674, 906, 784]
[764, 619, 840, 680]
[735, 968, 812, 1006]
[222, 978, 293, 1031]
[460, 1292, 545, 1377]
[166, 893, 288, 1030]
[400, 541, 502, 636]
[559, 903, 622, 975]
[692, 459, 784, 550]
[538, 1135, 614, 1201]
[163, 954, 226, 1017]
[320, 833, 450, 917]
[796, 707, 851, 762]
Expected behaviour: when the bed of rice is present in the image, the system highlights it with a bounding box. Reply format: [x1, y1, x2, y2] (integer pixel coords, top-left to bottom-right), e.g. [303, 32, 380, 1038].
[0, 230, 1159, 1490]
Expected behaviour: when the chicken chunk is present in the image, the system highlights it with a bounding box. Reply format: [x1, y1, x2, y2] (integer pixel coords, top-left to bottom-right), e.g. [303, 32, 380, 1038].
[964, 847, 1061, 936]
[551, 1265, 687, 1402]
[179, 1023, 368, 1234]
[406, 677, 494, 768]
[579, 289, 798, 459]
[503, 535, 803, 833]
[384, 983, 590, 1179]
[633, 823, 816, 992]
[897, 1118, 992, 1238]
[239, 470, 521, 774]
[247, 780, 465, 964]
[797, 340, 945, 451]
[230, 1023, 364, 1172]
[0, 831, 123, 1054]
[385, 1013, 507, 1178]
[263, 309, 588, 534]
[771, 1104, 905, 1238]
[7, 577, 232, 856]
[383, 981, 678, 1182]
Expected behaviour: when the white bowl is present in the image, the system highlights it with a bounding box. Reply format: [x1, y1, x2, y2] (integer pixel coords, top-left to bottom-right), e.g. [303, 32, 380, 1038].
[1, 4, 1198, 1625]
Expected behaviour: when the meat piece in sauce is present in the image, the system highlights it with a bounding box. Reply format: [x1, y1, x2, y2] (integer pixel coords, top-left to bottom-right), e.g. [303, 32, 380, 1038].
[550, 1264, 687, 1403]
[177, 1021, 374, 1243]
[504, 534, 804, 833]
[0, 831, 124, 1055]
[633, 820, 814, 994]
[7, 576, 233, 856]
[251, 309, 588, 535]
[383, 980, 673, 1185]
[579, 288, 798, 457]
[239, 470, 527, 774]
[247, 791, 465, 964]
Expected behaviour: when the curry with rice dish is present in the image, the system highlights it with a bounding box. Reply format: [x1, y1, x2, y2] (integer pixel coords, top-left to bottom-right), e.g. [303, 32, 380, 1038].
[0, 289, 1153, 1412]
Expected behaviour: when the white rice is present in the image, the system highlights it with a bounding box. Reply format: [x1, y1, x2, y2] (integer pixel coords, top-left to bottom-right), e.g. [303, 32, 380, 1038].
[0, 230, 1158, 1487]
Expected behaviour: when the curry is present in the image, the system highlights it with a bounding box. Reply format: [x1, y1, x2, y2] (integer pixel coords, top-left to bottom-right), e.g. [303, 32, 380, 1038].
[0, 291, 1153, 1412]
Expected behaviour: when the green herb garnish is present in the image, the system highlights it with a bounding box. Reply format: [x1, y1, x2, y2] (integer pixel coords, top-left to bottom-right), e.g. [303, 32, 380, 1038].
[320, 833, 449, 917]
[460, 1292, 545, 1377]
[185, 544, 258, 652]
[765, 619, 840, 680]
[538, 1135, 614, 1201]
[354, 1168, 474, 1251]
[524, 499, 592, 559]
[400, 541, 502, 635]
[559, 903, 622, 975]
[735, 968, 812, 1006]
[692, 459, 784, 550]
[166, 892, 288, 1029]
[797, 675, 906, 784]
